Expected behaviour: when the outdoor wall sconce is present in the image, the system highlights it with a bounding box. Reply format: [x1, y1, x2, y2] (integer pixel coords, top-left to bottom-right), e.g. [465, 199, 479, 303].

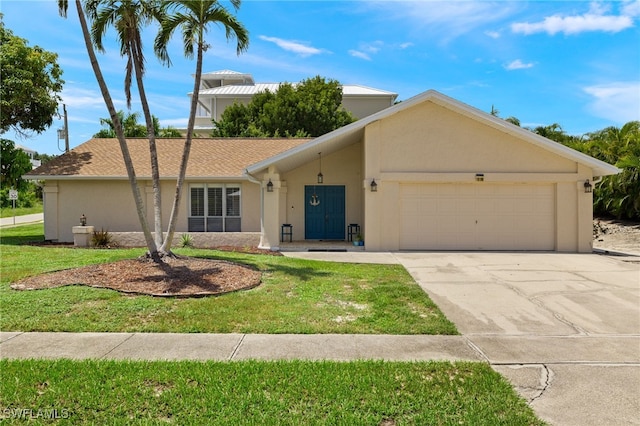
[266, 179, 274, 192]
[475, 173, 484, 182]
[584, 179, 592, 193]
[80, 214, 87, 226]
[370, 179, 378, 192]
[317, 152, 323, 184]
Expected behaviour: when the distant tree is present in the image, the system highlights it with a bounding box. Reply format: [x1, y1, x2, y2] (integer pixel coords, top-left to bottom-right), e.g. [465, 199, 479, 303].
[529, 123, 585, 145]
[212, 76, 356, 137]
[94, 110, 182, 138]
[33, 152, 57, 164]
[549, 121, 640, 220]
[0, 139, 32, 190]
[505, 116, 521, 126]
[94, 110, 162, 137]
[158, 127, 182, 137]
[488, 105, 520, 127]
[582, 121, 639, 220]
[0, 19, 64, 136]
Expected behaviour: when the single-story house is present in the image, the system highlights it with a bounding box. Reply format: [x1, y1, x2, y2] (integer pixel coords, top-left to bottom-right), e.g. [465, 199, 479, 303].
[26, 89, 619, 252]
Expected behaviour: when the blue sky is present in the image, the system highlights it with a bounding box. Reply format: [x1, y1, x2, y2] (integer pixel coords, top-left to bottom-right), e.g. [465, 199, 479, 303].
[2, 0, 639, 155]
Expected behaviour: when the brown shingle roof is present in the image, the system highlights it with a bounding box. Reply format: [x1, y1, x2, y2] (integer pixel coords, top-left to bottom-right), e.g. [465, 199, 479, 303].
[26, 138, 311, 179]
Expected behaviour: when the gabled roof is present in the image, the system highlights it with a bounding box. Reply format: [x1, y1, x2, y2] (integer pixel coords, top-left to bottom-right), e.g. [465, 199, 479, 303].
[246, 89, 620, 178]
[25, 138, 310, 180]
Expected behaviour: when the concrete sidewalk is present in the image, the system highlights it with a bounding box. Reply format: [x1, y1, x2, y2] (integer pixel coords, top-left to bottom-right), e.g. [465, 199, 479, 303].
[0, 213, 43, 228]
[0, 332, 479, 361]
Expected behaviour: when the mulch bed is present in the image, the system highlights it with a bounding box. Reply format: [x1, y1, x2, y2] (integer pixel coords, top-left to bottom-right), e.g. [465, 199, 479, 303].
[10, 256, 262, 297]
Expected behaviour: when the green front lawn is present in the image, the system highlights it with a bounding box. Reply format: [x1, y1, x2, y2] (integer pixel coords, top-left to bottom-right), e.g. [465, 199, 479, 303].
[0, 224, 457, 334]
[0, 359, 544, 425]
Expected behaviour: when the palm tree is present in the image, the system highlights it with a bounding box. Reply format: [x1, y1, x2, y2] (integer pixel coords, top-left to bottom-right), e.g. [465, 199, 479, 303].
[90, 0, 165, 250]
[58, 0, 158, 259]
[154, 0, 249, 253]
[94, 110, 159, 138]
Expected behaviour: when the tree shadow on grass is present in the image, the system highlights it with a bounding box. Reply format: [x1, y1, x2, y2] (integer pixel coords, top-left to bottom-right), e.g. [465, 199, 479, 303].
[189, 252, 331, 282]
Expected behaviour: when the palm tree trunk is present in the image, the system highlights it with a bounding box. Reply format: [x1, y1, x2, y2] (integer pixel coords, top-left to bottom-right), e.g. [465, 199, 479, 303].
[132, 44, 164, 250]
[160, 38, 204, 253]
[73, 0, 158, 258]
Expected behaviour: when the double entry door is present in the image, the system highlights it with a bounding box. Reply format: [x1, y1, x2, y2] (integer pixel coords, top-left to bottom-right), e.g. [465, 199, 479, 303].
[304, 185, 345, 240]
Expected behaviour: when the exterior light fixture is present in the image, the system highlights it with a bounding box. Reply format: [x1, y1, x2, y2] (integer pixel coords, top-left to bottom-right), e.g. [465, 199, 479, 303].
[317, 152, 323, 184]
[370, 179, 378, 192]
[475, 173, 484, 182]
[584, 179, 592, 193]
[266, 179, 274, 192]
[80, 214, 87, 226]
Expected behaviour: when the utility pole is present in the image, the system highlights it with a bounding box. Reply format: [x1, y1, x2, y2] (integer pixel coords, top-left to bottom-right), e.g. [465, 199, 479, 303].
[63, 104, 69, 152]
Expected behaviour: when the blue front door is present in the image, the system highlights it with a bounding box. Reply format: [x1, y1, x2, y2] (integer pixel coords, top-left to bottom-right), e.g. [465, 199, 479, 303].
[305, 185, 345, 240]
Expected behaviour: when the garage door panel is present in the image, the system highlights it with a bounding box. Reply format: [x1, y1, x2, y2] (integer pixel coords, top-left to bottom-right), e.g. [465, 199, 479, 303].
[400, 184, 555, 251]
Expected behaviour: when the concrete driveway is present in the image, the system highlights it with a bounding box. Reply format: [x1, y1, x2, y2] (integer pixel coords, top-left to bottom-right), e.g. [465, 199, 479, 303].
[395, 252, 640, 426]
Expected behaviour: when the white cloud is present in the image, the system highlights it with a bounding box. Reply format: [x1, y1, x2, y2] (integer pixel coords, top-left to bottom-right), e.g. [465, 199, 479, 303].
[361, 41, 384, 54]
[484, 30, 501, 39]
[348, 50, 372, 61]
[399, 42, 414, 49]
[584, 82, 640, 123]
[258, 35, 326, 57]
[358, 1, 520, 41]
[348, 41, 385, 61]
[512, 2, 636, 35]
[504, 59, 535, 70]
[622, 0, 640, 17]
[62, 86, 112, 110]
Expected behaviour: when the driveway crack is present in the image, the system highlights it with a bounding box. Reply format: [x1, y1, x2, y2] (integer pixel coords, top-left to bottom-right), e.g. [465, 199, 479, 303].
[529, 363, 553, 404]
[494, 274, 588, 335]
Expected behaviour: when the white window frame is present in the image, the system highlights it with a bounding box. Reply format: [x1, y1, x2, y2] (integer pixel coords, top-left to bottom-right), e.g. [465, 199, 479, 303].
[188, 183, 242, 232]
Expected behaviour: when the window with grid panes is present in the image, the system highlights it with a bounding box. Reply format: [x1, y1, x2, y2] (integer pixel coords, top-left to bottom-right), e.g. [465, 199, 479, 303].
[188, 184, 241, 232]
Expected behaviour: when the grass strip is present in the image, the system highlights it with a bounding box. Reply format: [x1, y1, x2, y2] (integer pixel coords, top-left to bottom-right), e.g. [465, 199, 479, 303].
[0, 203, 43, 219]
[0, 224, 456, 335]
[0, 359, 544, 425]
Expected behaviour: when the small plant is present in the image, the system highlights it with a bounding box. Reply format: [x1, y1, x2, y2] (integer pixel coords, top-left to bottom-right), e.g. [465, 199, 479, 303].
[92, 228, 113, 248]
[180, 233, 193, 248]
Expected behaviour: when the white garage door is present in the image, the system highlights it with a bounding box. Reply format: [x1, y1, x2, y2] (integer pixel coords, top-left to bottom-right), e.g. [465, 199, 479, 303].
[400, 184, 555, 250]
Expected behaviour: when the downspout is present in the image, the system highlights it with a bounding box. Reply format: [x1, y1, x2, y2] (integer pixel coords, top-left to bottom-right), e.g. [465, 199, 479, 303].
[245, 169, 265, 247]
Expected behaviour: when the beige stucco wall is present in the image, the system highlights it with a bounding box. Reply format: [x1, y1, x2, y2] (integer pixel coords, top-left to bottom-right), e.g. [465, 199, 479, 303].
[260, 142, 364, 246]
[362, 100, 594, 252]
[44, 179, 260, 243]
[342, 97, 394, 119]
